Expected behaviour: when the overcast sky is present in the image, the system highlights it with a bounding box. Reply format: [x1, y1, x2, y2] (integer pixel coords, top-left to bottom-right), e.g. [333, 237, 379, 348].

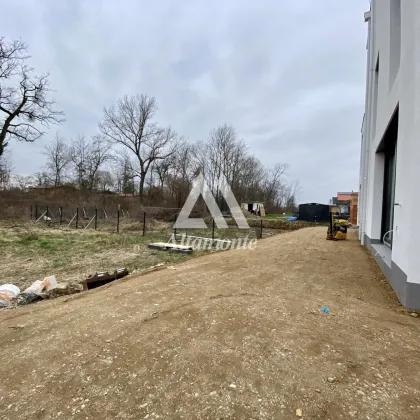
[1, 0, 368, 203]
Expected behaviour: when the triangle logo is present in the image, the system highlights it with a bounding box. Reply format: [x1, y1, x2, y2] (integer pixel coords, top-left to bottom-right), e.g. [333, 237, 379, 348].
[174, 172, 250, 229]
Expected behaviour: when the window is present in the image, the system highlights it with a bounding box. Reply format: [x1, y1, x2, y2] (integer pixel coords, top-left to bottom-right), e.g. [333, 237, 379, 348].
[381, 107, 398, 248]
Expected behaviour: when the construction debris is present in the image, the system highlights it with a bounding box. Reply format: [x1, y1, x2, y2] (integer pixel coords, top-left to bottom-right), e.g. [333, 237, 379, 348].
[148, 242, 193, 254]
[16, 292, 43, 305]
[16, 275, 58, 305]
[1, 275, 85, 307]
[44, 282, 83, 298]
[1, 267, 132, 307]
[82, 268, 129, 290]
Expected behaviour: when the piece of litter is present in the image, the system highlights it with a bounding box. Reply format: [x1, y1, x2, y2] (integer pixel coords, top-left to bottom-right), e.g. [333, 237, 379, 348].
[229, 384, 237, 389]
[209, 391, 217, 396]
[296, 408, 302, 417]
[0, 284, 21, 307]
[411, 313, 418, 317]
[321, 306, 330, 313]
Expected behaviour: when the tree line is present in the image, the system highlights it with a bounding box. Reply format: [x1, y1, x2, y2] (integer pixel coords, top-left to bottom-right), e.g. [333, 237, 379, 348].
[0, 37, 300, 211]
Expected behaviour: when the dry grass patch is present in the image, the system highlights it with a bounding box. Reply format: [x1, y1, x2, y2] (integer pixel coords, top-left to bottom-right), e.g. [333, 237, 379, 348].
[0, 222, 201, 290]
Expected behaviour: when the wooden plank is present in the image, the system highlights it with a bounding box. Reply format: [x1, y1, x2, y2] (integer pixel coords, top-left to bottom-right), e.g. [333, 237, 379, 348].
[150, 242, 193, 250]
[180, 235, 232, 245]
[148, 242, 193, 254]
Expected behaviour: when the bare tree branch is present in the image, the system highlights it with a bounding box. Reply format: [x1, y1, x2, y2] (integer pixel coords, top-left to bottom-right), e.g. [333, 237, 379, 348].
[99, 94, 177, 198]
[0, 38, 64, 156]
[0, 37, 28, 80]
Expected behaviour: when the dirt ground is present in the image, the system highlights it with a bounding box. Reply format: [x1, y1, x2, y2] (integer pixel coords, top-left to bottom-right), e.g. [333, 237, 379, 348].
[1, 227, 420, 419]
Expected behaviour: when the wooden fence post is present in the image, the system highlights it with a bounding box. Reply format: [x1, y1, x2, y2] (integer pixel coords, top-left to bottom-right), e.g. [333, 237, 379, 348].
[95, 208, 98, 230]
[76, 208, 79, 229]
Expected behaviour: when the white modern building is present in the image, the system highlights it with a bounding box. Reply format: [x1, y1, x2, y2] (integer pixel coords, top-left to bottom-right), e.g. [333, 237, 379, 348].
[358, 0, 420, 309]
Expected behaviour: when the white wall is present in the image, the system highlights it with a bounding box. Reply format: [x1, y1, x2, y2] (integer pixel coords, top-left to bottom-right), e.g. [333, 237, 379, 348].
[361, 0, 420, 283]
[406, 1, 420, 284]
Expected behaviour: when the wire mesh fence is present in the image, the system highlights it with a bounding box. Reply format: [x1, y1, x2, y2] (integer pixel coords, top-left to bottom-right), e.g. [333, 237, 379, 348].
[2, 203, 305, 243]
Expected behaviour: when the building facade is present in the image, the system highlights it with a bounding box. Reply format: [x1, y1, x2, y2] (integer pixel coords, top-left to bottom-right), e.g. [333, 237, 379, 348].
[358, 0, 420, 309]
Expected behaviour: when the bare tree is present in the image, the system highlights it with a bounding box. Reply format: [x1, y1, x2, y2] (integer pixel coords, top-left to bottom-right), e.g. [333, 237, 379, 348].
[86, 135, 112, 189]
[43, 133, 71, 186]
[13, 174, 34, 190]
[234, 155, 266, 200]
[96, 170, 115, 192]
[0, 38, 64, 156]
[165, 140, 196, 207]
[263, 163, 289, 205]
[191, 126, 295, 211]
[69, 135, 112, 189]
[193, 124, 249, 209]
[154, 154, 175, 190]
[0, 150, 13, 189]
[112, 151, 136, 194]
[33, 170, 49, 187]
[69, 135, 89, 188]
[283, 180, 301, 212]
[99, 94, 177, 199]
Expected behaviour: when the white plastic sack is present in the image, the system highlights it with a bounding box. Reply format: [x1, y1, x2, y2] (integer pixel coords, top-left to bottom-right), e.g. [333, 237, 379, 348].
[0, 284, 20, 307]
[23, 275, 57, 295]
[23, 280, 44, 295]
[43, 275, 57, 290]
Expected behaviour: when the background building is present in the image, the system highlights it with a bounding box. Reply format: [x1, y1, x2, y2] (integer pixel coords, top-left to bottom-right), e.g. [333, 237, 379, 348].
[298, 203, 330, 223]
[330, 192, 359, 224]
[358, 0, 420, 309]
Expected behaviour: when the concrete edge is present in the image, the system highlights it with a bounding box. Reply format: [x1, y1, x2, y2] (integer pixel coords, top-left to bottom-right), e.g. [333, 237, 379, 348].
[363, 234, 420, 309]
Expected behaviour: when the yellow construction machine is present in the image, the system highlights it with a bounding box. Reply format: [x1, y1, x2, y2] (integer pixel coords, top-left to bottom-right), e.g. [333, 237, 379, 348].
[326, 206, 347, 240]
